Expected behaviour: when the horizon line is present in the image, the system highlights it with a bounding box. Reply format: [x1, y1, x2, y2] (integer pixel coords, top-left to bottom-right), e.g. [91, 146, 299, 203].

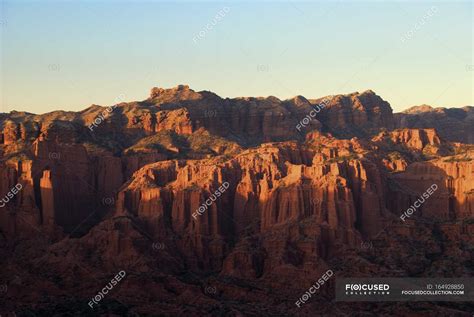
[2, 84, 473, 116]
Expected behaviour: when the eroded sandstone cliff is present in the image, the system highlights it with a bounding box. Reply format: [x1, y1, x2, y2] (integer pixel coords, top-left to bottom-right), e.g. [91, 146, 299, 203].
[0, 86, 472, 316]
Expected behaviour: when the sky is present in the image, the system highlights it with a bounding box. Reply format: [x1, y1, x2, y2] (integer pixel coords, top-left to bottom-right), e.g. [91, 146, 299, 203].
[0, 0, 472, 114]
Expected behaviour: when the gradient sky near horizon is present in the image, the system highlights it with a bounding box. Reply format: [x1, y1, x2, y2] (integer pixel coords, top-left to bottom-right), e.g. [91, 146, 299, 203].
[0, 0, 472, 114]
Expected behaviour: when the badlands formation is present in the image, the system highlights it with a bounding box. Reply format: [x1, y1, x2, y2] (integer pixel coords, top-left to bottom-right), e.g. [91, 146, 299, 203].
[0, 85, 473, 315]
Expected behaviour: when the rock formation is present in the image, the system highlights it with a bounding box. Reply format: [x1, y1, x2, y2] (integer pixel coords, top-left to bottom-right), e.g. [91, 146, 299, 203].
[395, 105, 474, 144]
[0, 86, 472, 316]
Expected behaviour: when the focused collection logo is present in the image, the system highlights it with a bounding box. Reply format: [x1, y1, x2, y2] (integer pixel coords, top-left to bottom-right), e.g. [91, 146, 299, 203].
[345, 283, 390, 296]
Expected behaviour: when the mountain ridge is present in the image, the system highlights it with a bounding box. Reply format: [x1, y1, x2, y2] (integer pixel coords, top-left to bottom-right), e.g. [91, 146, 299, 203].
[1, 85, 473, 316]
[3, 84, 470, 117]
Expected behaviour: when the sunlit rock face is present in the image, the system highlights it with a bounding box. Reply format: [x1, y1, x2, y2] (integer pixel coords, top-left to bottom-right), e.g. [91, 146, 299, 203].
[0, 86, 472, 316]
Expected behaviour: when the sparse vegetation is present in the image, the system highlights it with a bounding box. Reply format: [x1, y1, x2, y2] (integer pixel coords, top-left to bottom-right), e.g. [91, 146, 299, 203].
[443, 156, 472, 162]
[454, 144, 474, 155]
[123, 129, 241, 160]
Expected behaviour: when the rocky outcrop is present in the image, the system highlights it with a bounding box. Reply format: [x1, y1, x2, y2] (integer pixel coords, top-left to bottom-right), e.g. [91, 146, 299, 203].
[387, 156, 474, 221]
[372, 128, 451, 156]
[1, 120, 20, 145]
[314, 90, 394, 137]
[0, 137, 125, 236]
[115, 143, 389, 274]
[387, 128, 440, 150]
[395, 105, 474, 143]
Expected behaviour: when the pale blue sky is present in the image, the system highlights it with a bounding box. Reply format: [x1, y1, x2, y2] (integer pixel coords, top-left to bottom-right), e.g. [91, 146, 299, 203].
[0, 0, 472, 114]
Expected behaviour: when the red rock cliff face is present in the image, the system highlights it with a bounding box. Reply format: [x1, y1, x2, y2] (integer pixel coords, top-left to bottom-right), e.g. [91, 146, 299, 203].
[0, 136, 125, 236]
[1, 87, 473, 316]
[372, 128, 452, 172]
[314, 90, 394, 137]
[110, 123, 472, 285]
[103, 86, 398, 145]
[395, 105, 474, 143]
[380, 128, 440, 150]
[0, 160, 41, 235]
[147, 86, 320, 143]
[388, 160, 474, 221]
[116, 143, 388, 274]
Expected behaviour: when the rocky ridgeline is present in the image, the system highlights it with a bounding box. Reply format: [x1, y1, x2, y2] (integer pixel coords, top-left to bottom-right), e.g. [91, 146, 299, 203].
[0, 86, 473, 315]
